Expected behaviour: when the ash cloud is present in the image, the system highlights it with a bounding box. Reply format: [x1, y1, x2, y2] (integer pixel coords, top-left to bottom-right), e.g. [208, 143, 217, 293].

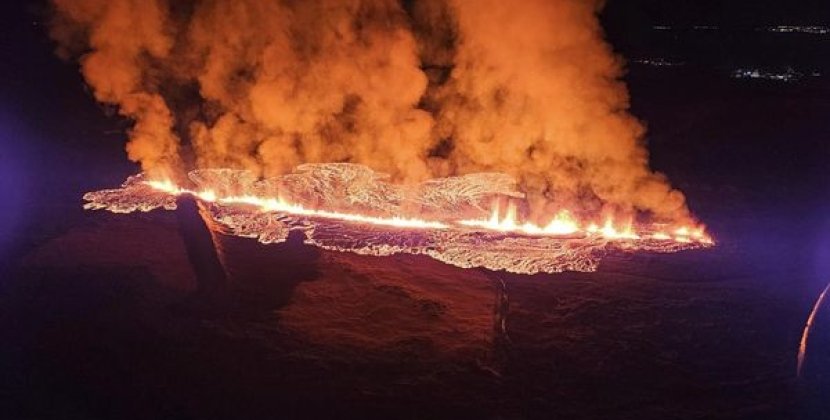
[50, 0, 692, 223]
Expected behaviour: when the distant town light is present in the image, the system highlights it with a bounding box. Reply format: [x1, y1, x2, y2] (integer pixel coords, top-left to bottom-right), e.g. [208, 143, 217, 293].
[764, 25, 829, 34]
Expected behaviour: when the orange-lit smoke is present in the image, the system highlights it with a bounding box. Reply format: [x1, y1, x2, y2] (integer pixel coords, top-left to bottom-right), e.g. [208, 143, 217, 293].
[426, 0, 689, 222]
[50, 0, 694, 224]
[51, 0, 181, 179]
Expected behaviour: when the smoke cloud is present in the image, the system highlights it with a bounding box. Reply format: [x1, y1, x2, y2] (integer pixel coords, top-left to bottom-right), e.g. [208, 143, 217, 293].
[50, 0, 692, 223]
[51, 0, 182, 178]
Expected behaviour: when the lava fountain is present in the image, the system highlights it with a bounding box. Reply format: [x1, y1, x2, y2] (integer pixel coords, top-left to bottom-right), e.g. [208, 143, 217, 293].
[83, 163, 713, 275]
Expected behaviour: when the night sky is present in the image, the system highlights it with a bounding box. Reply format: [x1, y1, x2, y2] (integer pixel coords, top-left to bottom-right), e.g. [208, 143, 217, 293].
[2, 1, 830, 419]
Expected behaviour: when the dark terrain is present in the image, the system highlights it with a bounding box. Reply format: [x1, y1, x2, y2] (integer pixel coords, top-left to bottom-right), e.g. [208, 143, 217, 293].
[2, 1, 830, 419]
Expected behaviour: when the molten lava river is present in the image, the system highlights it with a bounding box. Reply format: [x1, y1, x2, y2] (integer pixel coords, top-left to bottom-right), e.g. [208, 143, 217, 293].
[84, 163, 713, 274]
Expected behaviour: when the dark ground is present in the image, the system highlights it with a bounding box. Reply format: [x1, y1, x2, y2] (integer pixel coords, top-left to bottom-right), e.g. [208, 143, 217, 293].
[2, 1, 830, 419]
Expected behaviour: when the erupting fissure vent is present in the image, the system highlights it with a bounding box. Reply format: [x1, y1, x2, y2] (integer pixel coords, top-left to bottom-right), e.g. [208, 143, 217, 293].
[84, 163, 713, 274]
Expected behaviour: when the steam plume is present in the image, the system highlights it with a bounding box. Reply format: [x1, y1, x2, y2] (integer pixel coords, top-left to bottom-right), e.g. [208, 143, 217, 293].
[50, 0, 692, 223]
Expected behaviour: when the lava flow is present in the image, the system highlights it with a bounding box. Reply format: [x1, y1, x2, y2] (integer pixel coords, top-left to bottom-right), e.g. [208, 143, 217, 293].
[83, 164, 712, 275]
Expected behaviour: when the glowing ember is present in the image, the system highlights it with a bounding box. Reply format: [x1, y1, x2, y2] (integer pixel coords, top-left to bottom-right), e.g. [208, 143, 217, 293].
[83, 164, 713, 274]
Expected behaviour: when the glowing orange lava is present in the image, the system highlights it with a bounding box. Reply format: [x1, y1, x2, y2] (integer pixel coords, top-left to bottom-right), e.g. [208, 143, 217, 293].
[143, 179, 712, 245]
[82, 166, 716, 274]
[146, 180, 451, 230]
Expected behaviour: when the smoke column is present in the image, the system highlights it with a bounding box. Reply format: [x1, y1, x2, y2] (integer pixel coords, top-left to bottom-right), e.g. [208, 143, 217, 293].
[50, 0, 693, 224]
[431, 0, 689, 221]
[51, 0, 182, 179]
